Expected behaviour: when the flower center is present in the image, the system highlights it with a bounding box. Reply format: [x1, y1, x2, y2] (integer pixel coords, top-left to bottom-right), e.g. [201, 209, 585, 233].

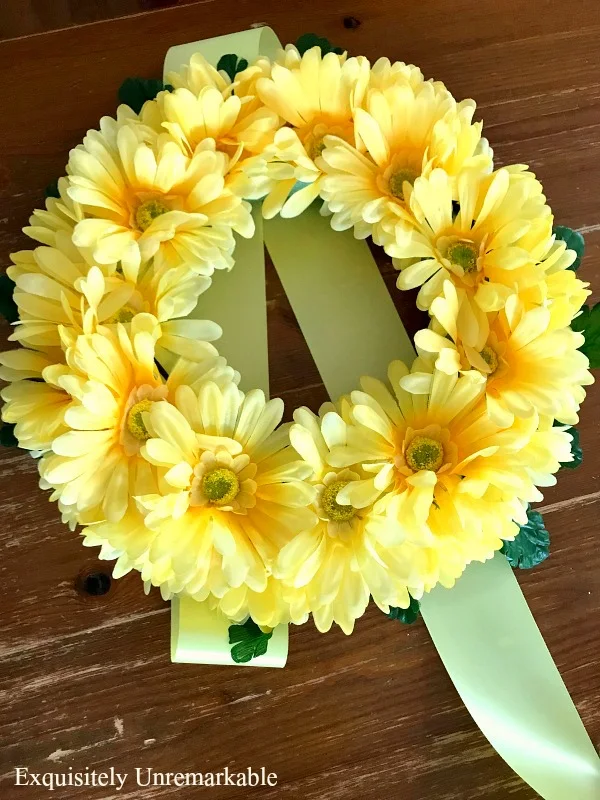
[480, 345, 499, 375]
[202, 467, 240, 506]
[405, 436, 444, 472]
[447, 241, 479, 274]
[321, 480, 355, 522]
[308, 136, 326, 161]
[107, 303, 137, 324]
[135, 198, 170, 232]
[389, 168, 418, 200]
[126, 399, 154, 441]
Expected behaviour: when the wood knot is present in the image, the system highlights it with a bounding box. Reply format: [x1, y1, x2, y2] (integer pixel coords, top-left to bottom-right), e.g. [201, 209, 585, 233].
[77, 570, 112, 597]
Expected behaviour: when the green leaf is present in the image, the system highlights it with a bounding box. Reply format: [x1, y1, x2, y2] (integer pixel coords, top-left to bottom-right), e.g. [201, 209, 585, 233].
[228, 618, 273, 664]
[0, 424, 18, 448]
[216, 54, 249, 82]
[0, 274, 18, 324]
[571, 302, 600, 369]
[44, 179, 61, 199]
[560, 426, 583, 470]
[501, 506, 550, 569]
[295, 33, 344, 56]
[252, 636, 270, 659]
[118, 78, 172, 114]
[387, 595, 421, 624]
[553, 225, 585, 272]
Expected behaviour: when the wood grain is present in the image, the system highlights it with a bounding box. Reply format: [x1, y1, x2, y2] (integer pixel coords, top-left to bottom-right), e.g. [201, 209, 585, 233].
[0, 2, 599, 799]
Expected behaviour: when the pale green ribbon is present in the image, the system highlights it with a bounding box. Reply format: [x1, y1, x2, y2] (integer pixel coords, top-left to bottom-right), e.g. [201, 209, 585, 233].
[165, 28, 600, 796]
[166, 30, 288, 668]
[264, 207, 600, 798]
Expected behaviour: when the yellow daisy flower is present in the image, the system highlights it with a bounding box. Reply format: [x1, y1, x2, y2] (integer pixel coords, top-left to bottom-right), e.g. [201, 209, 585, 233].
[166, 51, 232, 93]
[255, 45, 370, 218]
[121, 382, 317, 598]
[518, 414, 575, 485]
[166, 49, 271, 105]
[275, 406, 424, 634]
[0, 348, 73, 452]
[9, 238, 221, 362]
[416, 284, 594, 426]
[8, 244, 114, 352]
[154, 52, 280, 198]
[86, 518, 307, 628]
[518, 235, 590, 329]
[24, 108, 147, 251]
[392, 166, 554, 341]
[67, 120, 252, 275]
[23, 108, 142, 252]
[207, 576, 310, 629]
[326, 360, 558, 590]
[23, 177, 84, 250]
[38, 314, 236, 524]
[320, 82, 491, 245]
[543, 267, 591, 329]
[368, 57, 427, 92]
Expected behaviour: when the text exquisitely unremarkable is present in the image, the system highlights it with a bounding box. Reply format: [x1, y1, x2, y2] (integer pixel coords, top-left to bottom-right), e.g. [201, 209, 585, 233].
[14, 766, 278, 791]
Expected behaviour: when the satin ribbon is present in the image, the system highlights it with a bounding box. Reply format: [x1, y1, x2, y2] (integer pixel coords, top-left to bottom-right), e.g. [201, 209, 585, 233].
[165, 28, 600, 797]
[263, 206, 600, 798]
[166, 29, 288, 667]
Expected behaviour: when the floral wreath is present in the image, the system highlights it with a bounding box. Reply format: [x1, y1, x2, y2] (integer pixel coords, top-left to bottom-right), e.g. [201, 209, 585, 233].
[1, 33, 596, 662]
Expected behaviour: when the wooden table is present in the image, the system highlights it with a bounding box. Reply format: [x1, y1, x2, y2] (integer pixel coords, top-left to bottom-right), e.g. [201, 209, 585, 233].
[0, 2, 599, 798]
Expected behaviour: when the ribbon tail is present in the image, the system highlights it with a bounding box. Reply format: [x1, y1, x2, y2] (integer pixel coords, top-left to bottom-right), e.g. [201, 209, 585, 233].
[166, 30, 288, 667]
[421, 554, 600, 799]
[264, 204, 600, 794]
[171, 595, 289, 667]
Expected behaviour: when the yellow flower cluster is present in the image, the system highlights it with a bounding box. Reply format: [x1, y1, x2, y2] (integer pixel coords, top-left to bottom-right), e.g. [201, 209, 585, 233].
[0, 43, 594, 636]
